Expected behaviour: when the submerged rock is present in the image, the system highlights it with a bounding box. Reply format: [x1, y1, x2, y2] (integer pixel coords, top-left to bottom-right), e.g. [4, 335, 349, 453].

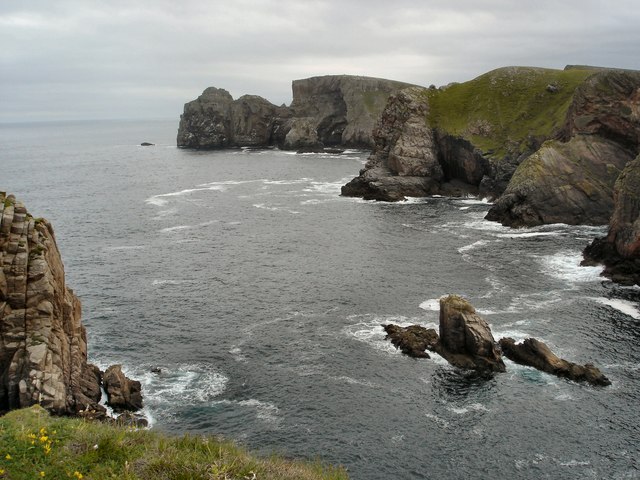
[499, 337, 611, 386]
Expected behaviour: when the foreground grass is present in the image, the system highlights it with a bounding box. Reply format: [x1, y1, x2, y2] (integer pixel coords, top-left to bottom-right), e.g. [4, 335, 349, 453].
[0, 406, 348, 480]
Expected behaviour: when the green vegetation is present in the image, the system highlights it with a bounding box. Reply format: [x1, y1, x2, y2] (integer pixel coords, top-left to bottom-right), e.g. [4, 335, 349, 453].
[0, 406, 348, 480]
[424, 66, 597, 159]
[440, 294, 476, 313]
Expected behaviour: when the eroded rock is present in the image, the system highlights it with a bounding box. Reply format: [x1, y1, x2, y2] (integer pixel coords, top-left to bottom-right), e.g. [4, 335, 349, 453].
[499, 337, 611, 386]
[103, 364, 143, 412]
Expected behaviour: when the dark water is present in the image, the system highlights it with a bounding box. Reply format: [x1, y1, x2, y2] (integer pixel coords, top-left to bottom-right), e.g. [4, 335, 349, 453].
[2, 120, 639, 479]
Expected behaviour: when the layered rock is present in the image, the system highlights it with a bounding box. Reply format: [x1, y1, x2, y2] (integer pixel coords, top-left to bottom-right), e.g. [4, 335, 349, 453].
[499, 337, 611, 386]
[582, 154, 640, 284]
[485, 136, 634, 227]
[177, 75, 413, 151]
[0, 193, 141, 416]
[487, 70, 640, 226]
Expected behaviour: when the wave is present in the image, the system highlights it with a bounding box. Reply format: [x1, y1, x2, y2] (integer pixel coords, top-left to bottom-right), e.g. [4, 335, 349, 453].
[591, 297, 640, 319]
[145, 185, 227, 206]
[253, 203, 300, 214]
[160, 220, 217, 233]
[448, 402, 490, 415]
[539, 251, 603, 283]
[458, 239, 491, 253]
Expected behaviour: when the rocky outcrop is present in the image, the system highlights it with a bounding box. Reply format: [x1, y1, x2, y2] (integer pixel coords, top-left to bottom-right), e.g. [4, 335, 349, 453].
[437, 295, 505, 372]
[0, 193, 141, 417]
[485, 136, 634, 227]
[582, 154, 640, 284]
[103, 365, 143, 412]
[383, 295, 610, 385]
[499, 337, 611, 386]
[177, 88, 288, 149]
[487, 70, 640, 226]
[177, 75, 413, 150]
[383, 295, 505, 373]
[342, 67, 640, 227]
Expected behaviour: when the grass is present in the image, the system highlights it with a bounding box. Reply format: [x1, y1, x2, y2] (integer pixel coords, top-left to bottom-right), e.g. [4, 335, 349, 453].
[0, 406, 349, 480]
[424, 66, 598, 160]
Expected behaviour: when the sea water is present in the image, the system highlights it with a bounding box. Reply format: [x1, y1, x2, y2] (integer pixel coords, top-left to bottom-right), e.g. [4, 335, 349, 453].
[1, 119, 639, 479]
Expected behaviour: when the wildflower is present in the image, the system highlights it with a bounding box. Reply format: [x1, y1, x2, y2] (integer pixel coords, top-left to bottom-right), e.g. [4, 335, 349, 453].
[39, 435, 49, 443]
[0, 468, 5, 474]
[4, 454, 10, 460]
[40, 472, 46, 477]
[73, 471, 83, 479]
[28, 433, 37, 439]
[43, 444, 51, 455]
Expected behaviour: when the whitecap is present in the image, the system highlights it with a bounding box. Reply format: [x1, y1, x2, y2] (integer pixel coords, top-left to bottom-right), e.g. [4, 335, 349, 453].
[419, 298, 441, 312]
[344, 315, 435, 356]
[496, 231, 563, 239]
[229, 346, 247, 363]
[237, 399, 281, 424]
[140, 363, 228, 405]
[591, 297, 640, 319]
[539, 251, 603, 283]
[145, 185, 227, 206]
[458, 239, 490, 253]
[424, 413, 450, 429]
[448, 403, 490, 415]
[455, 197, 492, 205]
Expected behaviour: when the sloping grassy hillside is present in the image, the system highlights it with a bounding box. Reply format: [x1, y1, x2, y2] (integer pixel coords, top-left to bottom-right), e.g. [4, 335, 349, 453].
[425, 66, 597, 158]
[0, 406, 348, 480]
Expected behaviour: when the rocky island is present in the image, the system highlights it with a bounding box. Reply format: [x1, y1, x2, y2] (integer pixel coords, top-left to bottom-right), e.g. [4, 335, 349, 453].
[177, 75, 414, 151]
[342, 66, 640, 228]
[0, 192, 141, 419]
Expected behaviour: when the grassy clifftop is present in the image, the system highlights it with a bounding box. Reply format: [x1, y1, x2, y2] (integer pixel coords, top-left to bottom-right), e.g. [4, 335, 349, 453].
[425, 66, 597, 158]
[0, 406, 348, 480]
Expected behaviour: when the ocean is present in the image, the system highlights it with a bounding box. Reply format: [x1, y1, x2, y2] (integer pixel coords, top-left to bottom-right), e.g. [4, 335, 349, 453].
[1, 119, 639, 479]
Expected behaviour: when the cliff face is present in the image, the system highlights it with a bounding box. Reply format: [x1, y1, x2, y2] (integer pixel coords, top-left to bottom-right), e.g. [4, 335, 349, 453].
[342, 67, 640, 229]
[487, 70, 640, 226]
[583, 154, 640, 284]
[177, 75, 413, 150]
[343, 67, 593, 201]
[0, 193, 140, 416]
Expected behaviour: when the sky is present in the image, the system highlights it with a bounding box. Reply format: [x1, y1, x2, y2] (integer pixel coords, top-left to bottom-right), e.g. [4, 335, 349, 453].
[1, 0, 639, 122]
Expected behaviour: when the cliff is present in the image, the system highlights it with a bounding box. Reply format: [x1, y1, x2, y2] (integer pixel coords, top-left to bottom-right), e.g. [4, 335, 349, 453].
[177, 75, 414, 150]
[342, 67, 640, 228]
[0, 193, 140, 417]
[582, 154, 640, 284]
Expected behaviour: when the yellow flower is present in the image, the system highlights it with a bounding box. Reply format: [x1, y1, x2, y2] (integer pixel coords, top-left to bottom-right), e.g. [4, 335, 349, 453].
[40, 472, 46, 477]
[43, 445, 51, 455]
[73, 472, 83, 479]
[0, 468, 5, 474]
[4, 454, 10, 460]
[39, 435, 48, 443]
[28, 433, 37, 439]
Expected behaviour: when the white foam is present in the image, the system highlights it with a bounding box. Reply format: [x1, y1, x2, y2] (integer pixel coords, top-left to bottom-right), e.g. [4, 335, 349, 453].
[496, 231, 563, 239]
[237, 399, 281, 424]
[448, 403, 490, 415]
[105, 245, 147, 251]
[253, 203, 300, 214]
[141, 364, 228, 406]
[344, 315, 435, 356]
[455, 197, 492, 205]
[591, 297, 640, 319]
[152, 279, 189, 286]
[160, 220, 217, 233]
[229, 346, 247, 363]
[424, 413, 450, 429]
[458, 239, 490, 253]
[459, 206, 471, 210]
[419, 298, 441, 312]
[146, 185, 227, 206]
[330, 375, 378, 388]
[539, 251, 603, 283]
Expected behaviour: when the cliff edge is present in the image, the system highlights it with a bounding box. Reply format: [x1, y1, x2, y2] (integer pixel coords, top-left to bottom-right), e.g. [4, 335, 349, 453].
[177, 75, 414, 151]
[0, 193, 140, 417]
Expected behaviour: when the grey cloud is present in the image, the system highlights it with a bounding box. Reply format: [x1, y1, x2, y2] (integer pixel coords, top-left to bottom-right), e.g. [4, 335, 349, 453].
[1, 0, 639, 121]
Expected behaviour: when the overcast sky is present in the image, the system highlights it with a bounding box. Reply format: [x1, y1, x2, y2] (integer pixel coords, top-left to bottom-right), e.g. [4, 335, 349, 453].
[2, 0, 639, 122]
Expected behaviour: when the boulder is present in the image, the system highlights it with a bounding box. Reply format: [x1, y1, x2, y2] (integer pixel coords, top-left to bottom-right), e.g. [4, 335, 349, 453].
[382, 324, 438, 358]
[582, 154, 640, 284]
[499, 337, 611, 386]
[103, 364, 143, 412]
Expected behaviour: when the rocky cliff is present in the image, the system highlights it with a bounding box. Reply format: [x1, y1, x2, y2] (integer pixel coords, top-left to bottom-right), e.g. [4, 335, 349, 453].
[177, 75, 413, 151]
[0, 193, 140, 417]
[487, 70, 640, 226]
[582, 154, 640, 284]
[342, 67, 640, 228]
